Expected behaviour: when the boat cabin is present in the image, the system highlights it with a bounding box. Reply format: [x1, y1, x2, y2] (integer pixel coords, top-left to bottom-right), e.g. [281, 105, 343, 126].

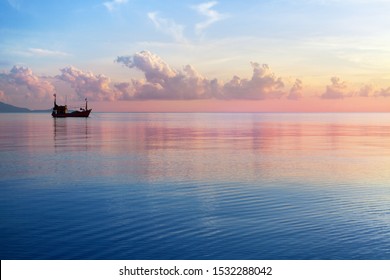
[52, 104, 68, 115]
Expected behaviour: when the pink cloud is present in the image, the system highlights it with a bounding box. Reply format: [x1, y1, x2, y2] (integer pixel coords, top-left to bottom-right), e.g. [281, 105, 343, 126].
[0, 66, 54, 100]
[288, 79, 303, 100]
[57, 66, 116, 101]
[116, 50, 286, 100]
[359, 84, 375, 97]
[223, 63, 285, 99]
[321, 77, 352, 99]
[376, 87, 390, 97]
[116, 50, 219, 99]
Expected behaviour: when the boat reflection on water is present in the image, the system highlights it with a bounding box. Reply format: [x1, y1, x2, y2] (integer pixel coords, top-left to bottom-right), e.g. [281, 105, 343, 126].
[52, 94, 91, 118]
[53, 116, 90, 152]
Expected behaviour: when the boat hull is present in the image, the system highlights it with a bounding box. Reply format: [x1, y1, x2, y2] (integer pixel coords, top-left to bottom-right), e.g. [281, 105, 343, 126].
[52, 109, 92, 118]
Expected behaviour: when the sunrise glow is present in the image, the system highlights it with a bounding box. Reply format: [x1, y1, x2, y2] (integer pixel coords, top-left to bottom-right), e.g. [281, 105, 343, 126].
[1, 0, 390, 112]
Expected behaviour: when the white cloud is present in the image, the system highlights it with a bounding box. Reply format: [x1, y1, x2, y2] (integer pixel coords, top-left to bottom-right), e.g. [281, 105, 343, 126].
[117, 50, 177, 82]
[147, 12, 187, 43]
[192, 1, 227, 35]
[146, 2, 227, 43]
[28, 48, 70, 57]
[103, 0, 128, 12]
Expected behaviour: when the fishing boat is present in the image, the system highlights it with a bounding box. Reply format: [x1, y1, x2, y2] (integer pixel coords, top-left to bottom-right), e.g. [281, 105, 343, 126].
[52, 94, 91, 118]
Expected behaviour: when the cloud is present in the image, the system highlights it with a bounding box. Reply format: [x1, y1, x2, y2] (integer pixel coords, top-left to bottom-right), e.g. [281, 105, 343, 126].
[358, 84, 375, 97]
[147, 12, 187, 43]
[321, 77, 352, 99]
[223, 63, 285, 99]
[28, 48, 70, 57]
[116, 50, 219, 99]
[115, 51, 288, 100]
[57, 66, 116, 101]
[192, 1, 227, 35]
[0, 66, 55, 99]
[147, 2, 227, 42]
[117, 50, 177, 82]
[103, 0, 128, 12]
[376, 87, 390, 97]
[113, 82, 140, 100]
[288, 79, 303, 100]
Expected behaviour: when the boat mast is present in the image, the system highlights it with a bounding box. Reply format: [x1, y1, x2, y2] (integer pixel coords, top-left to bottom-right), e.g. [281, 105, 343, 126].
[85, 98, 88, 110]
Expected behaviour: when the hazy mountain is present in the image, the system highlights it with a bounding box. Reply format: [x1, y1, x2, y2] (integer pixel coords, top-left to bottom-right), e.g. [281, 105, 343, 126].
[0, 102, 51, 113]
[0, 101, 31, 113]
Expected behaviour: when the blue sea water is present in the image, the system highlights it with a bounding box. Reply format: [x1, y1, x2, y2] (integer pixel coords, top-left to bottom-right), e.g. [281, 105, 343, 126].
[0, 112, 389, 260]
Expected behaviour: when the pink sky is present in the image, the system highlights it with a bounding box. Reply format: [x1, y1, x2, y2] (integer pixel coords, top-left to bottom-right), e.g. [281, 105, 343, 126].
[93, 98, 390, 113]
[3, 2, 390, 113]
[1, 51, 390, 112]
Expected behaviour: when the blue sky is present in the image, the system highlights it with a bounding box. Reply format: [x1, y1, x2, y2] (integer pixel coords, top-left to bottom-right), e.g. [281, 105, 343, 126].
[1, 0, 390, 111]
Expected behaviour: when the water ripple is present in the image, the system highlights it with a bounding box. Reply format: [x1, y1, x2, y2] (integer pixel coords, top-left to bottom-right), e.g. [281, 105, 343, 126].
[1, 113, 390, 259]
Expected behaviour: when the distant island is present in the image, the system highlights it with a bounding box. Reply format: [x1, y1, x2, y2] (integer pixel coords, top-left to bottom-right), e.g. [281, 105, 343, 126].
[0, 101, 51, 113]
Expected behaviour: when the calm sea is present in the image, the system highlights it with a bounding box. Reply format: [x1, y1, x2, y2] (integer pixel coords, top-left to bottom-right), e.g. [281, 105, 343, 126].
[0, 112, 389, 260]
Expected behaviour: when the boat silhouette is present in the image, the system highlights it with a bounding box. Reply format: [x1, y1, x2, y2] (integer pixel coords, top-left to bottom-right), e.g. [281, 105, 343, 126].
[52, 94, 91, 118]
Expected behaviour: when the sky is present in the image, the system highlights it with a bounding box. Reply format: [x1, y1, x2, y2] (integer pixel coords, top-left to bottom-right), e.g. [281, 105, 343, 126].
[1, 0, 390, 112]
